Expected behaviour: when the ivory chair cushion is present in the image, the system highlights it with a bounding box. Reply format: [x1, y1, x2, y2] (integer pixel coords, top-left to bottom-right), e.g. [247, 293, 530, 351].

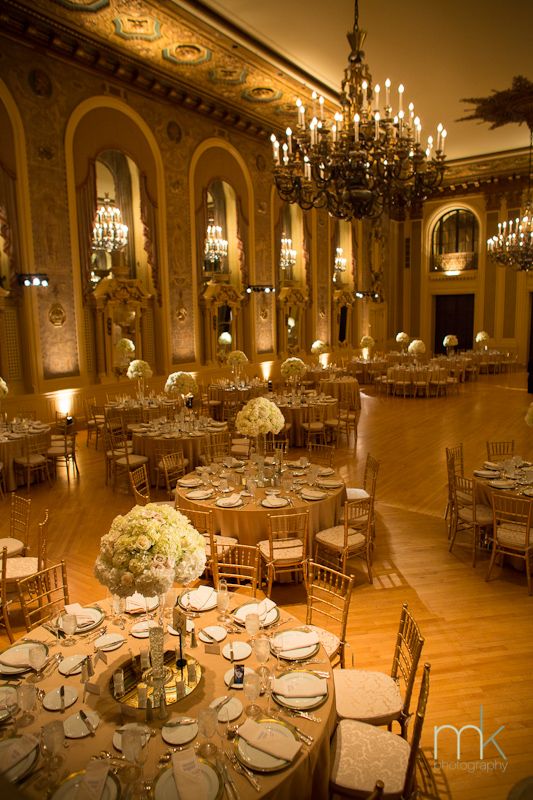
[115, 454, 149, 468]
[5, 556, 39, 583]
[315, 525, 366, 552]
[0, 538, 25, 557]
[258, 539, 304, 564]
[305, 623, 340, 659]
[330, 718, 410, 798]
[496, 523, 533, 549]
[346, 487, 370, 501]
[334, 669, 403, 723]
[458, 504, 492, 526]
[205, 535, 238, 558]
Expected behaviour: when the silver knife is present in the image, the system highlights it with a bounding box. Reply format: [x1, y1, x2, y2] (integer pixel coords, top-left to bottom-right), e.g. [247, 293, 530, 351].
[79, 709, 96, 737]
[218, 758, 240, 800]
[198, 628, 216, 643]
[59, 684, 65, 713]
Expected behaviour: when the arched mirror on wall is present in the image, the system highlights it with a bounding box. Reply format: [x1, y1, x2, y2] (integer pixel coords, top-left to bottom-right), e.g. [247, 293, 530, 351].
[431, 208, 479, 275]
[332, 220, 356, 348]
[276, 202, 308, 354]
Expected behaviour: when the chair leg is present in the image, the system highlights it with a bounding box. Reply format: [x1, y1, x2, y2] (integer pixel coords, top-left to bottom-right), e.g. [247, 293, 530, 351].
[485, 544, 498, 582]
[526, 551, 532, 596]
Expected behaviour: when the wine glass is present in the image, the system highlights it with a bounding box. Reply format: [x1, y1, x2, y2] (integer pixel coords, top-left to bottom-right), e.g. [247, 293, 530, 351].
[61, 613, 77, 647]
[40, 720, 64, 773]
[243, 672, 261, 718]
[16, 683, 36, 728]
[28, 646, 47, 682]
[197, 707, 218, 757]
[217, 579, 229, 623]
[253, 634, 270, 674]
[244, 612, 260, 643]
[0, 686, 18, 733]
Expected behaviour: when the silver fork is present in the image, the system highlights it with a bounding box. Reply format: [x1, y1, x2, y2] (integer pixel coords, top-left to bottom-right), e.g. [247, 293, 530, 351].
[225, 750, 261, 792]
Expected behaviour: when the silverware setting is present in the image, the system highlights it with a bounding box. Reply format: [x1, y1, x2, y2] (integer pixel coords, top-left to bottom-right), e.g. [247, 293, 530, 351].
[271, 714, 313, 744]
[225, 750, 261, 792]
[217, 756, 240, 800]
[284, 709, 322, 723]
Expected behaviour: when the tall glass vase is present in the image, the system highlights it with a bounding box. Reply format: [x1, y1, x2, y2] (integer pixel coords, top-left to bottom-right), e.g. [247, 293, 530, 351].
[137, 378, 145, 403]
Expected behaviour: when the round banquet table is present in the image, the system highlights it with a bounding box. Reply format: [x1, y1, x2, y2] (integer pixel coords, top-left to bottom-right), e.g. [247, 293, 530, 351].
[0, 425, 51, 491]
[318, 378, 361, 409]
[175, 475, 346, 547]
[132, 430, 209, 481]
[273, 398, 338, 448]
[1, 594, 336, 800]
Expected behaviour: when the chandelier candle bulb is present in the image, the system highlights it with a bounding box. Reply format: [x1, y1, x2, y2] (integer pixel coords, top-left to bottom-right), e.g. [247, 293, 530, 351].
[398, 84, 404, 113]
[354, 113, 360, 141]
[441, 129, 447, 153]
[319, 95, 324, 119]
[374, 112, 380, 139]
[374, 83, 380, 111]
[286, 128, 292, 154]
[361, 80, 368, 112]
[385, 78, 391, 109]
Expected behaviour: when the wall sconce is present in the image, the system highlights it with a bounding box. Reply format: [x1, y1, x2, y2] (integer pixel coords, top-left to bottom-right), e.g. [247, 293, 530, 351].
[246, 285, 276, 294]
[355, 289, 382, 302]
[18, 273, 49, 287]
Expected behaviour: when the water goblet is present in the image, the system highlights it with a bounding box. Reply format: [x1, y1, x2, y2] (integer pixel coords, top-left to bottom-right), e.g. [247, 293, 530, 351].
[40, 720, 65, 773]
[0, 686, 18, 732]
[28, 646, 47, 682]
[244, 612, 260, 643]
[61, 613, 77, 647]
[197, 707, 218, 757]
[16, 683, 36, 728]
[217, 579, 229, 623]
[243, 672, 261, 718]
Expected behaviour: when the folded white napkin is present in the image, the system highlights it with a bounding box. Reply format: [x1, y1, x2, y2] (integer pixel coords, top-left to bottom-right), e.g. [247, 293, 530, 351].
[301, 488, 326, 500]
[235, 598, 276, 622]
[125, 593, 153, 613]
[271, 676, 327, 698]
[273, 631, 319, 653]
[64, 603, 95, 627]
[318, 467, 334, 476]
[76, 761, 109, 800]
[186, 585, 215, 610]
[484, 461, 501, 470]
[178, 476, 202, 487]
[186, 489, 212, 500]
[0, 645, 34, 668]
[4, 735, 38, 770]
[172, 751, 209, 800]
[217, 493, 241, 507]
[238, 718, 301, 761]
[262, 495, 287, 508]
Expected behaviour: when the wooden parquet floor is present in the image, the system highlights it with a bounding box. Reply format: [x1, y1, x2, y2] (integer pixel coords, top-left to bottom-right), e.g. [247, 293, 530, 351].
[2, 372, 533, 799]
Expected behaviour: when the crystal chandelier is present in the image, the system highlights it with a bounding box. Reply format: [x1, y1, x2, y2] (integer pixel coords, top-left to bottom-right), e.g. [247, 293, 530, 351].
[270, 0, 447, 220]
[280, 233, 297, 277]
[487, 128, 533, 272]
[204, 219, 228, 271]
[92, 193, 128, 252]
[334, 247, 347, 273]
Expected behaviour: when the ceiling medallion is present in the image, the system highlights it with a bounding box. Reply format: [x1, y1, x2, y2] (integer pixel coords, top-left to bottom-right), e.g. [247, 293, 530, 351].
[209, 66, 247, 85]
[163, 44, 212, 66]
[242, 87, 282, 104]
[113, 14, 162, 42]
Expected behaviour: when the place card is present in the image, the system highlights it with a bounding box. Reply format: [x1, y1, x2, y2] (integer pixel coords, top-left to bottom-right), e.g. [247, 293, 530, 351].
[204, 643, 220, 655]
[85, 682, 101, 696]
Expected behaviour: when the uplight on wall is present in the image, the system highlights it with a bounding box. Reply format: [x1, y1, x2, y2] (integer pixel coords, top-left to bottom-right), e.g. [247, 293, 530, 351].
[18, 273, 49, 287]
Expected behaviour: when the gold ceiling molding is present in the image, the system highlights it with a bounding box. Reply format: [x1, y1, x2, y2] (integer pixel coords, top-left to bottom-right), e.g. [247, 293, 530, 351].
[113, 13, 162, 42]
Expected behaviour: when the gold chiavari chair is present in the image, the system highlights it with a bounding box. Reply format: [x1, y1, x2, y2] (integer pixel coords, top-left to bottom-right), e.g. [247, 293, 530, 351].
[0, 493, 31, 557]
[304, 559, 354, 669]
[486, 493, 533, 594]
[211, 542, 259, 596]
[259, 510, 309, 597]
[486, 439, 515, 462]
[18, 560, 70, 632]
[13, 433, 52, 492]
[314, 497, 373, 580]
[129, 464, 151, 505]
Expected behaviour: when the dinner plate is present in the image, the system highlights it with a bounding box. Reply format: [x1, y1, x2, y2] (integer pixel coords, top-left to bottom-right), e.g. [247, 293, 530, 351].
[261, 496, 289, 508]
[0, 640, 49, 675]
[113, 722, 150, 752]
[474, 469, 498, 478]
[209, 696, 243, 722]
[523, 488, 533, 498]
[300, 488, 327, 501]
[317, 467, 334, 477]
[271, 670, 328, 710]
[154, 760, 223, 800]
[271, 630, 320, 661]
[235, 718, 295, 772]
[178, 587, 217, 612]
[58, 655, 87, 677]
[130, 619, 159, 638]
[215, 497, 243, 508]
[177, 477, 203, 488]
[0, 686, 18, 722]
[483, 461, 501, 471]
[222, 641, 252, 661]
[50, 770, 121, 800]
[316, 478, 344, 489]
[125, 593, 159, 614]
[63, 710, 100, 738]
[223, 666, 255, 689]
[488, 479, 516, 489]
[161, 716, 199, 745]
[94, 633, 126, 652]
[198, 625, 227, 644]
[0, 736, 39, 782]
[42, 685, 78, 711]
[186, 488, 214, 500]
[232, 601, 279, 628]
[61, 606, 104, 634]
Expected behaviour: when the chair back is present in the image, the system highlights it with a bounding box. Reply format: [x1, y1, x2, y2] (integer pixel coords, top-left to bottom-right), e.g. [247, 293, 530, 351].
[486, 440, 515, 462]
[211, 542, 259, 595]
[267, 511, 309, 563]
[129, 464, 151, 505]
[304, 560, 354, 668]
[403, 663, 431, 799]
[453, 473, 473, 510]
[306, 443, 334, 466]
[492, 493, 533, 550]
[17, 561, 69, 631]
[37, 510, 49, 570]
[363, 454, 380, 497]
[1, 547, 14, 642]
[10, 493, 31, 546]
[446, 443, 464, 476]
[209, 430, 231, 460]
[390, 603, 425, 731]
[161, 452, 186, 496]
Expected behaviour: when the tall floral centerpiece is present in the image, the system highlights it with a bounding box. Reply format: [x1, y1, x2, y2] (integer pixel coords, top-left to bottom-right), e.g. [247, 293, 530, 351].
[227, 349, 248, 384]
[311, 339, 328, 368]
[280, 356, 307, 389]
[443, 334, 458, 357]
[475, 330, 490, 351]
[408, 339, 426, 365]
[0, 376, 7, 418]
[525, 403, 533, 427]
[360, 334, 375, 360]
[164, 371, 198, 406]
[94, 504, 206, 601]
[396, 331, 410, 353]
[235, 396, 285, 459]
[127, 359, 153, 402]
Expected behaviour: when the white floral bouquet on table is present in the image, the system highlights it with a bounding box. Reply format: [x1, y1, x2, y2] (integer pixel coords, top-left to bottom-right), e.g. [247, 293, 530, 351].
[408, 339, 426, 356]
[360, 335, 375, 348]
[227, 350, 248, 367]
[165, 371, 198, 397]
[443, 334, 458, 348]
[235, 396, 285, 436]
[311, 339, 328, 356]
[127, 359, 153, 380]
[116, 338, 135, 355]
[0, 377, 7, 398]
[280, 357, 307, 381]
[476, 331, 490, 343]
[94, 504, 206, 597]
[526, 403, 533, 427]
[396, 332, 409, 345]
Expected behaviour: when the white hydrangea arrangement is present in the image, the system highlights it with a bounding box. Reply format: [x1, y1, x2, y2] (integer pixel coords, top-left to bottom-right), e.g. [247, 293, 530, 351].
[94, 504, 206, 597]
[165, 371, 198, 396]
[311, 339, 327, 355]
[408, 339, 426, 355]
[280, 357, 307, 381]
[443, 334, 458, 347]
[396, 332, 409, 345]
[127, 359, 153, 380]
[116, 338, 135, 355]
[525, 403, 533, 427]
[475, 331, 489, 343]
[0, 377, 7, 398]
[360, 335, 375, 348]
[227, 350, 248, 367]
[235, 396, 285, 437]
